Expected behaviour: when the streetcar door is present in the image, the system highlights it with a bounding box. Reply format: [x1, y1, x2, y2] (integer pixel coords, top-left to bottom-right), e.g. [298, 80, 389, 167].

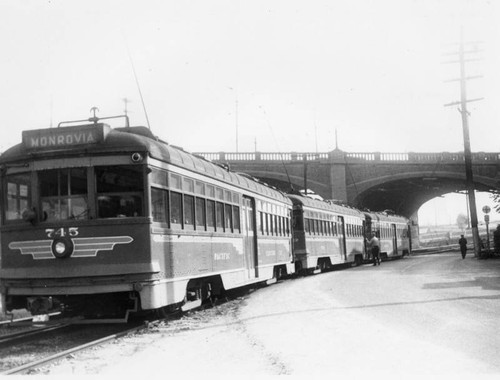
[242, 196, 258, 279]
[338, 216, 347, 260]
[391, 224, 398, 255]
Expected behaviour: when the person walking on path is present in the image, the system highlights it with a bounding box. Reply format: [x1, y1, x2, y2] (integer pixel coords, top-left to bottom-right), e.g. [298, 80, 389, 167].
[459, 234, 468, 259]
[367, 232, 381, 266]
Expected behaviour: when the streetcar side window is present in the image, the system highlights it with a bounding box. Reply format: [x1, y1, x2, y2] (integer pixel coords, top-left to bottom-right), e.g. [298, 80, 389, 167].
[96, 166, 144, 218]
[224, 204, 232, 232]
[216, 202, 224, 231]
[183, 195, 195, 229]
[40, 168, 88, 221]
[5, 173, 31, 221]
[232, 206, 241, 233]
[170, 191, 182, 226]
[151, 187, 168, 224]
[195, 198, 206, 230]
[207, 200, 216, 231]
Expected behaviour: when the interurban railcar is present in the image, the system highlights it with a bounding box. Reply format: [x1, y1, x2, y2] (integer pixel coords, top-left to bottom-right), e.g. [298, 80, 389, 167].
[363, 211, 411, 260]
[0, 114, 412, 319]
[289, 195, 367, 272]
[289, 195, 412, 271]
[0, 117, 294, 317]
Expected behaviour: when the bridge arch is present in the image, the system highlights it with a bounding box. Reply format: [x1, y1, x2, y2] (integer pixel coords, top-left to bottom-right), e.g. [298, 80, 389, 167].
[351, 172, 496, 217]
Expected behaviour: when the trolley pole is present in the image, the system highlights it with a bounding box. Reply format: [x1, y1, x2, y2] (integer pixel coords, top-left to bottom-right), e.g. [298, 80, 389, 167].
[123, 97, 130, 116]
[444, 29, 483, 257]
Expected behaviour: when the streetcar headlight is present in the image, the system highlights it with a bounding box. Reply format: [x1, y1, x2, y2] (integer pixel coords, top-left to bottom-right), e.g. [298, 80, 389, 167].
[54, 242, 66, 255]
[51, 238, 74, 259]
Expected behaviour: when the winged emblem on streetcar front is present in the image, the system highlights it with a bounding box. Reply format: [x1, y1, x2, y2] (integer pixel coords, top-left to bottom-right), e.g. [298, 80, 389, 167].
[9, 236, 134, 260]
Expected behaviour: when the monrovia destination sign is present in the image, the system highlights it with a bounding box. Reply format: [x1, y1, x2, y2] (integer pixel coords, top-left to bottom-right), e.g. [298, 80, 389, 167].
[22, 124, 110, 151]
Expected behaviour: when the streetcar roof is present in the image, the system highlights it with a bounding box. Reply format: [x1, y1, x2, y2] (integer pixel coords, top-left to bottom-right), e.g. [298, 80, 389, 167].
[287, 194, 365, 217]
[0, 123, 292, 205]
[363, 211, 408, 224]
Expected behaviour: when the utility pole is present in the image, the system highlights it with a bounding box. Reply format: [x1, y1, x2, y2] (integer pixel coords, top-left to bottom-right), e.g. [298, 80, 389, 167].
[444, 29, 483, 257]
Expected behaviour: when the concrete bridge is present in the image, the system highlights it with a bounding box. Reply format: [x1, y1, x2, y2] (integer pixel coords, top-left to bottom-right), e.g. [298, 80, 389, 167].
[195, 150, 500, 220]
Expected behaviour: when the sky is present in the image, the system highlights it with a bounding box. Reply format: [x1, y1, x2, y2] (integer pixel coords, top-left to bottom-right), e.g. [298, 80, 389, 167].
[0, 0, 499, 225]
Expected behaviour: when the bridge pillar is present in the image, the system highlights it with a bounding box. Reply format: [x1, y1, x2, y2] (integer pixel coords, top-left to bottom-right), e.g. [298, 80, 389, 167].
[330, 163, 348, 202]
[329, 150, 348, 202]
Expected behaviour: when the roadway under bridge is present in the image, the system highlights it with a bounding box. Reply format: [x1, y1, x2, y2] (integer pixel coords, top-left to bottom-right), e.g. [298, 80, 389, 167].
[195, 149, 500, 222]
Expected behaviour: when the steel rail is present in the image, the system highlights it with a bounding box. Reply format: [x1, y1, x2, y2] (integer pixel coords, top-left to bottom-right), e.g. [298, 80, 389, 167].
[2, 323, 146, 375]
[0, 312, 62, 326]
[0, 323, 70, 346]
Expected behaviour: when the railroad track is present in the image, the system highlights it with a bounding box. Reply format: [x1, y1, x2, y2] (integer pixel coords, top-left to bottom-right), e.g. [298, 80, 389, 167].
[0, 322, 71, 348]
[0, 321, 146, 375]
[0, 290, 248, 374]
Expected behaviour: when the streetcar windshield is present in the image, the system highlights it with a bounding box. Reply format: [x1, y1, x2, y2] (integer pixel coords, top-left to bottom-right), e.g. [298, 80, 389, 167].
[5, 173, 31, 221]
[40, 168, 88, 221]
[2, 164, 146, 223]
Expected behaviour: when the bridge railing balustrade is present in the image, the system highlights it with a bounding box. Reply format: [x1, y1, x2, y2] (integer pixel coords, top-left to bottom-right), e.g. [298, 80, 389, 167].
[381, 153, 409, 161]
[194, 151, 499, 163]
[261, 153, 291, 161]
[225, 153, 257, 161]
[345, 153, 376, 161]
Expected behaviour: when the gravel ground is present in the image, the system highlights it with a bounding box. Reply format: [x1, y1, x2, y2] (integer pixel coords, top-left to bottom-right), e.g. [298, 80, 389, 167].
[27, 255, 500, 378]
[37, 294, 279, 376]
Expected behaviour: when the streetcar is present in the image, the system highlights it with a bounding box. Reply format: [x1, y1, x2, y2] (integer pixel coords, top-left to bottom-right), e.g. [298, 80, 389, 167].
[0, 115, 294, 318]
[289, 195, 366, 272]
[290, 195, 411, 271]
[363, 211, 411, 260]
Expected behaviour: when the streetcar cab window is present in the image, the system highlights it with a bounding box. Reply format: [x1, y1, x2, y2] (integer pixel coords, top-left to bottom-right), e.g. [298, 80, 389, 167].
[96, 166, 144, 218]
[40, 168, 88, 221]
[5, 173, 31, 221]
